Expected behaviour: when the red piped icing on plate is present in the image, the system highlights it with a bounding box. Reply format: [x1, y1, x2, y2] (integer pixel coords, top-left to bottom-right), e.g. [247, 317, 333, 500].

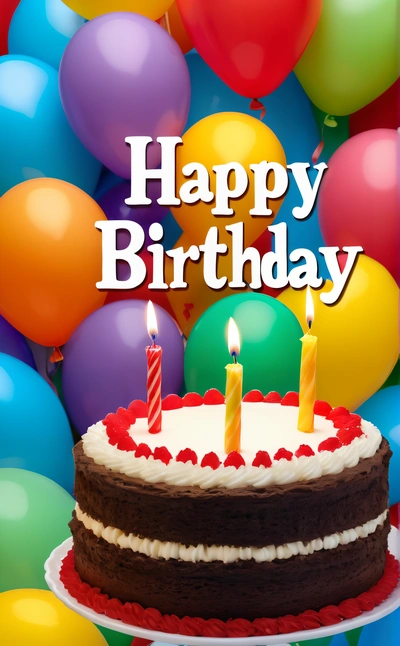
[60, 549, 399, 638]
[101, 391, 366, 464]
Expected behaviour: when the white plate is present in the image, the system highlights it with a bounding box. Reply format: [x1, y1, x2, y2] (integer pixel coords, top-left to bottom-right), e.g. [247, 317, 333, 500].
[45, 528, 400, 646]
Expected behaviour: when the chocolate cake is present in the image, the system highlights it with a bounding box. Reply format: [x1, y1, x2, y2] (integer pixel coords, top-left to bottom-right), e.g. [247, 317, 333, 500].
[69, 390, 391, 622]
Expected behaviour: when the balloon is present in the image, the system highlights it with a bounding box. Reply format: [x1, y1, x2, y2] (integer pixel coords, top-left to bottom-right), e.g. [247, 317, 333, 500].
[8, 0, 85, 69]
[171, 112, 286, 247]
[0, 589, 107, 645]
[359, 607, 400, 646]
[62, 300, 184, 435]
[357, 386, 400, 506]
[166, 231, 278, 336]
[0, 0, 19, 55]
[0, 354, 74, 492]
[0, 469, 74, 591]
[158, 2, 193, 54]
[295, 0, 398, 115]
[0, 315, 36, 369]
[318, 130, 399, 284]
[349, 80, 399, 137]
[184, 54, 329, 279]
[0, 178, 107, 347]
[63, 0, 173, 21]
[177, 0, 321, 99]
[59, 13, 190, 178]
[185, 293, 302, 395]
[278, 255, 399, 411]
[311, 107, 349, 163]
[0, 55, 101, 196]
[381, 358, 400, 390]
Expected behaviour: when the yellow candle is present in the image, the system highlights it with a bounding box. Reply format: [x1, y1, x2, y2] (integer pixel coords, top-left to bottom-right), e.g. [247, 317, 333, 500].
[224, 318, 243, 453]
[297, 287, 317, 433]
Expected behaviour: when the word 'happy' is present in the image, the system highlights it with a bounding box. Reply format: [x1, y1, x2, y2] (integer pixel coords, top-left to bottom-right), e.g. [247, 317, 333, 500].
[95, 137, 363, 304]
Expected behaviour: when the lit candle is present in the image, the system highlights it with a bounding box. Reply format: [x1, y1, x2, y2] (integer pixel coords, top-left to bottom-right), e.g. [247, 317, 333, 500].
[146, 301, 162, 434]
[297, 286, 317, 433]
[224, 317, 243, 454]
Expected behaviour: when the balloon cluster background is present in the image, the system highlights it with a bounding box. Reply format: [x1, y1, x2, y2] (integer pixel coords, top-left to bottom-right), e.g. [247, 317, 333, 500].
[0, 1, 398, 644]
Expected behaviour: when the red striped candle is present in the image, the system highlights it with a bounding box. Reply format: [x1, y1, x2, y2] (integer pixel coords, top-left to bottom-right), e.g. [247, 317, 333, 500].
[146, 301, 162, 434]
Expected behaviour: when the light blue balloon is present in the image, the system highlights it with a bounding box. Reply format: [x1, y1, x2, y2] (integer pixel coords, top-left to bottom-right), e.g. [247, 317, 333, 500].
[8, 0, 85, 70]
[185, 52, 329, 279]
[357, 386, 400, 506]
[358, 608, 400, 646]
[0, 55, 101, 196]
[0, 353, 74, 493]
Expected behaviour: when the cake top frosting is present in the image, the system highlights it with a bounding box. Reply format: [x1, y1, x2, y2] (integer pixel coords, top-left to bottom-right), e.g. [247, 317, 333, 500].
[81, 390, 382, 490]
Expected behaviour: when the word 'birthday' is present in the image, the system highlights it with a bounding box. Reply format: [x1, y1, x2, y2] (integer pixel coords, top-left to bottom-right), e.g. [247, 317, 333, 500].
[95, 137, 364, 304]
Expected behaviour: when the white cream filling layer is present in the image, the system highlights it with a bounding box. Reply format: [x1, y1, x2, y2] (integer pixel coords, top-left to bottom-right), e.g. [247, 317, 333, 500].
[82, 403, 381, 490]
[76, 504, 388, 565]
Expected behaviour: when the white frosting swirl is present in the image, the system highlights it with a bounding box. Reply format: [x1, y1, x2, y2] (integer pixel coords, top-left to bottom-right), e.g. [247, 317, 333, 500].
[82, 401, 381, 490]
[75, 505, 388, 564]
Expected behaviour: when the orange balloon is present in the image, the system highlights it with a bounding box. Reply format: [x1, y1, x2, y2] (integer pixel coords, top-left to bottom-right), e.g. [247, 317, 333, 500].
[0, 178, 107, 347]
[159, 2, 193, 54]
[166, 230, 280, 336]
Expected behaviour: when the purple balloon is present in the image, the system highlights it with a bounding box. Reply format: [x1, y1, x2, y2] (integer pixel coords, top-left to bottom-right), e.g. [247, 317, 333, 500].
[59, 13, 191, 177]
[62, 300, 184, 435]
[0, 315, 36, 369]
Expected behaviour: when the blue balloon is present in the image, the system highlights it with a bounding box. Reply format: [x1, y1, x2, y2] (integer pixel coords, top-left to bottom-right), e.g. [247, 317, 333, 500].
[0, 353, 74, 493]
[0, 315, 36, 370]
[357, 386, 400, 506]
[185, 52, 329, 279]
[8, 0, 85, 70]
[0, 55, 101, 196]
[358, 608, 400, 646]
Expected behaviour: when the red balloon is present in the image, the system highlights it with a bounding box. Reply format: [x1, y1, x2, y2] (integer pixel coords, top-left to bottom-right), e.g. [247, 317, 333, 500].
[176, 0, 322, 99]
[0, 0, 19, 55]
[105, 248, 175, 318]
[319, 129, 399, 285]
[349, 81, 399, 137]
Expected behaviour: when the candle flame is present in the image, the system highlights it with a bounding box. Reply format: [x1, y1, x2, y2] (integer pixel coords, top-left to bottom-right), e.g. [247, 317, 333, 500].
[306, 286, 314, 327]
[147, 300, 158, 338]
[228, 317, 240, 356]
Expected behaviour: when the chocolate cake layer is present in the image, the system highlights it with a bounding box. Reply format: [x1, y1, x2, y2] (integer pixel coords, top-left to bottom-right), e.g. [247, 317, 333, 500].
[74, 440, 390, 547]
[70, 515, 390, 620]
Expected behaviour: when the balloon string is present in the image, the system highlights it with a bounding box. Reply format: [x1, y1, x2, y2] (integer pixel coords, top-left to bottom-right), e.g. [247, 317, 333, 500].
[183, 302, 194, 322]
[312, 114, 338, 163]
[164, 11, 172, 36]
[312, 138, 325, 164]
[50, 346, 64, 363]
[250, 98, 266, 120]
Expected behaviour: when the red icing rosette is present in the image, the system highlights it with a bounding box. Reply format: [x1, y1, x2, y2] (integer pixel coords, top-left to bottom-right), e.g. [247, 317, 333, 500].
[60, 550, 400, 639]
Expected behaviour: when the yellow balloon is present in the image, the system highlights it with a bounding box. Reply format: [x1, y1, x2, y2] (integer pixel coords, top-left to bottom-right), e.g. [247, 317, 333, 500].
[278, 255, 399, 411]
[0, 589, 108, 646]
[64, 0, 173, 21]
[171, 112, 286, 247]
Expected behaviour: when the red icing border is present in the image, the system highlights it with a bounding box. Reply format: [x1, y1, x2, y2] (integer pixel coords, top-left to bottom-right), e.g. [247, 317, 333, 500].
[101, 391, 365, 468]
[60, 550, 399, 638]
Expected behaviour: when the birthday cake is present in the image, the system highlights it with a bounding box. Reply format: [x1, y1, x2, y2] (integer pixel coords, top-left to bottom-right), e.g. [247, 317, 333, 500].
[69, 390, 391, 624]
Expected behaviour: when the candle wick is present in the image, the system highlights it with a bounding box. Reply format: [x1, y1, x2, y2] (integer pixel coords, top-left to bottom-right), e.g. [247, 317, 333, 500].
[232, 351, 237, 364]
[151, 333, 156, 346]
[308, 320, 312, 331]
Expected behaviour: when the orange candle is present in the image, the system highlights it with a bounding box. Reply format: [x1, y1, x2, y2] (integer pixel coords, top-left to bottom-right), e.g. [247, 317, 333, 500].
[224, 318, 243, 453]
[297, 287, 317, 433]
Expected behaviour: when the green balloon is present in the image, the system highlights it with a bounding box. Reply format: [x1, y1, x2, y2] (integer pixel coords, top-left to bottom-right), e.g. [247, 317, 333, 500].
[292, 638, 332, 646]
[295, 0, 398, 115]
[185, 293, 302, 395]
[312, 106, 349, 162]
[98, 626, 132, 646]
[0, 468, 74, 592]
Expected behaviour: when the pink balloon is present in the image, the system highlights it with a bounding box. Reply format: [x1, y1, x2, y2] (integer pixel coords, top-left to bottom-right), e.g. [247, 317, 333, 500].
[319, 129, 399, 284]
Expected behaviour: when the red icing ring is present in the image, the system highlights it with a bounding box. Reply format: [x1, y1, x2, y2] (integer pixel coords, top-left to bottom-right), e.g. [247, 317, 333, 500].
[183, 392, 204, 407]
[60, 550, 399, 639]
[326, 406, 350, 420]
[128, 400, 148, 418]
[314, 400, 332, 416]
[203, 389, 225, 405]
[281, 392, 299, 406]
[162, 394, 183, 410]
[264, 391, 282, 403]
[243, 390, 264, 402]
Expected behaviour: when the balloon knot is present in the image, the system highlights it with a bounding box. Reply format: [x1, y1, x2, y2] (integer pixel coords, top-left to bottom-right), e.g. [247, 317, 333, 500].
[50, 346, 64, 363]
[312, 140, 325, 164]
[250, 98, 266, 120]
